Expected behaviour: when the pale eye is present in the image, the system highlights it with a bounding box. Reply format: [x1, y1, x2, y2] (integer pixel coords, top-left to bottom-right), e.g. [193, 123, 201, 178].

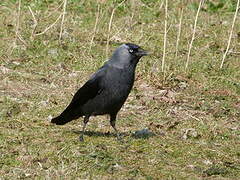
[129, 49, 133, 53]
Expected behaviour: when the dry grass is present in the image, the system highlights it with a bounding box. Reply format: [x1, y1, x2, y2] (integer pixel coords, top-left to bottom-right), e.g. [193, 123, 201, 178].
[1, 0, 240, 179]
[161, 0, 168, 73]
[220, 0, 240, 69]
[185, 0, 203, 70]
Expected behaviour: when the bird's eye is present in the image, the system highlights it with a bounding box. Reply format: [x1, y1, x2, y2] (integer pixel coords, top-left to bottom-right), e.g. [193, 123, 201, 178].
[129, 49, 134, 53]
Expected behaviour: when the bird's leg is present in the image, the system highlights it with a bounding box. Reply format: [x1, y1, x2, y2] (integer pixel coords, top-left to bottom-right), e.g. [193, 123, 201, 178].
[110, 114, 121, 141]
[79, 116, 90, 142]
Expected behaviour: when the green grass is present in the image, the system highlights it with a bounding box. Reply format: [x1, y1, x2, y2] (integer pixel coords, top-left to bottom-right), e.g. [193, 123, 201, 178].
[1, 0, 240, 179]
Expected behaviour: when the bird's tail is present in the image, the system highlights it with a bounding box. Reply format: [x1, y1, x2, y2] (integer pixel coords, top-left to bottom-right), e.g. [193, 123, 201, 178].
[51, 114, 73, 125]
[51, 101, 83, 125]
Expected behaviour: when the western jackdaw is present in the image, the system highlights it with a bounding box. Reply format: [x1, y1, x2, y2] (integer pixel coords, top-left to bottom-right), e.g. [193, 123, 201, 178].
[51, 43, 148, 141]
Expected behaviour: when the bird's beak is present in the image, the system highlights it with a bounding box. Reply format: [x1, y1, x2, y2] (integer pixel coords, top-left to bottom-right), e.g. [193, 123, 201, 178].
[136, 48, 149, 57]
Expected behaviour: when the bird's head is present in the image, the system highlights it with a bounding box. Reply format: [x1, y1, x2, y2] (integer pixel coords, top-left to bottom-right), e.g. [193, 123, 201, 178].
[124, 43, 149, 58]
[110, 43, 148, 68]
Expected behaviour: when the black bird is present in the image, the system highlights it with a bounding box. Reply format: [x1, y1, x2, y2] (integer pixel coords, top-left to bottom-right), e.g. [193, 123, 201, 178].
[51, 43, 148, 141]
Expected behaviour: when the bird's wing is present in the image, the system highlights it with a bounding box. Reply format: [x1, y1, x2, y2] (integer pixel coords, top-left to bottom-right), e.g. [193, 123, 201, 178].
[51, 65, 107, 124]
[70, 66, 106, 106]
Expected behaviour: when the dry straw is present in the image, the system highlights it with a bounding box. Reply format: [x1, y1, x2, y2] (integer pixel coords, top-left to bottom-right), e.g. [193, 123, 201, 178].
[15, 0, 21, 37]
[59, 0, 68, 41]
[220, 0, 240, 69]
[106, 8, 115, 58]
[175, 5, 184, 58]
[28, 6, 37, 40]
[35, 14, 62, 36]
[34, 0, 66, 38]
[15, 0, 28, 47]
[162, 0, 168, 73]
[28, 4, 58, 37]
[89, 4, 101, 52]
[106, 0, 126, 58]
[185, 0, 204, 70]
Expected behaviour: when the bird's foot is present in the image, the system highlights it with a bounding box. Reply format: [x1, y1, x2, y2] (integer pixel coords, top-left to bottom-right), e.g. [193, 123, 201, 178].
[79, 135, 84, 142]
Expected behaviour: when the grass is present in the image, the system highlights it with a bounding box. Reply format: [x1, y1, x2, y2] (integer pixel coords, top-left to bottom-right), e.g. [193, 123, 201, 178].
[1, 0, 240, 179]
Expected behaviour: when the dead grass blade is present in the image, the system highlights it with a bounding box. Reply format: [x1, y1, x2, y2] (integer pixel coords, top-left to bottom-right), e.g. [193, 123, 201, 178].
[185, 0, 204, 70]
[220, 0, 240, 69]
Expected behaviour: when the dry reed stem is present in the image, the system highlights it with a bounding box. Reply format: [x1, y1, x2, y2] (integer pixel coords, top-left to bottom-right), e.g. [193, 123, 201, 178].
[106, 8, 116, 58]
[159, 1, 164, 11]
[28, 6, 38, 40]
[59, 0, 68, 41]
[220, 0, 240, 69]
[110, 25, 125, 40]
[175, 6, 183, 58]
[46, 1, 64, 19]
[162, 0, 168, 72]
[185, 0, 203, 70]
[16, 34, 28, 47]
[36, 14, 62, 36]
[15, 0, 21, 35]
[15, 0, 28, 47]
[105, 0, 126, 58]
[28, 1, 65, 38]
[89, 4, 101, 52]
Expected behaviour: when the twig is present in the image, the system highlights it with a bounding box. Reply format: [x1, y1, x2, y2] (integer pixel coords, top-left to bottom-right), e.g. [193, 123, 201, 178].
[110, 25, 125, 41]
[106, 0, 126, 58]
[162, 0, 168, 72]
[89, 3, 100, 52]
[16, 33, 28, 46]
[159, 1, 164, 11]
[15, 0, 28, 47]
[59, 0, 67, 41]
[106, 8, 116, 58]
[16, 0, 21, 36]
[175, 5, 183, 58]
[46, 1, 64, 19]
[130, 4, 135, 27]
[35, 14, 62, 36]
[185, 0, 203, 70]
[28, 6, 38, 40]
[220, 0, 240, 69]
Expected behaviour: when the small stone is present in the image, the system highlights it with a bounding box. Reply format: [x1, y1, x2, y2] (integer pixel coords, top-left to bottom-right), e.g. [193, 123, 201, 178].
[48, 49, 58, 57]
[47, 115, 53, 122]
[182, 128, 199, 140]
[203, 159, 213, 165]
[132, 128, 154, 138]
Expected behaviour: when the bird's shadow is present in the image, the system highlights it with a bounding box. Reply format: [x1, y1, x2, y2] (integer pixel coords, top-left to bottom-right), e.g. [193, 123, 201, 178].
[72, 130, 129, 138]
[71, 129, 155, 139]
